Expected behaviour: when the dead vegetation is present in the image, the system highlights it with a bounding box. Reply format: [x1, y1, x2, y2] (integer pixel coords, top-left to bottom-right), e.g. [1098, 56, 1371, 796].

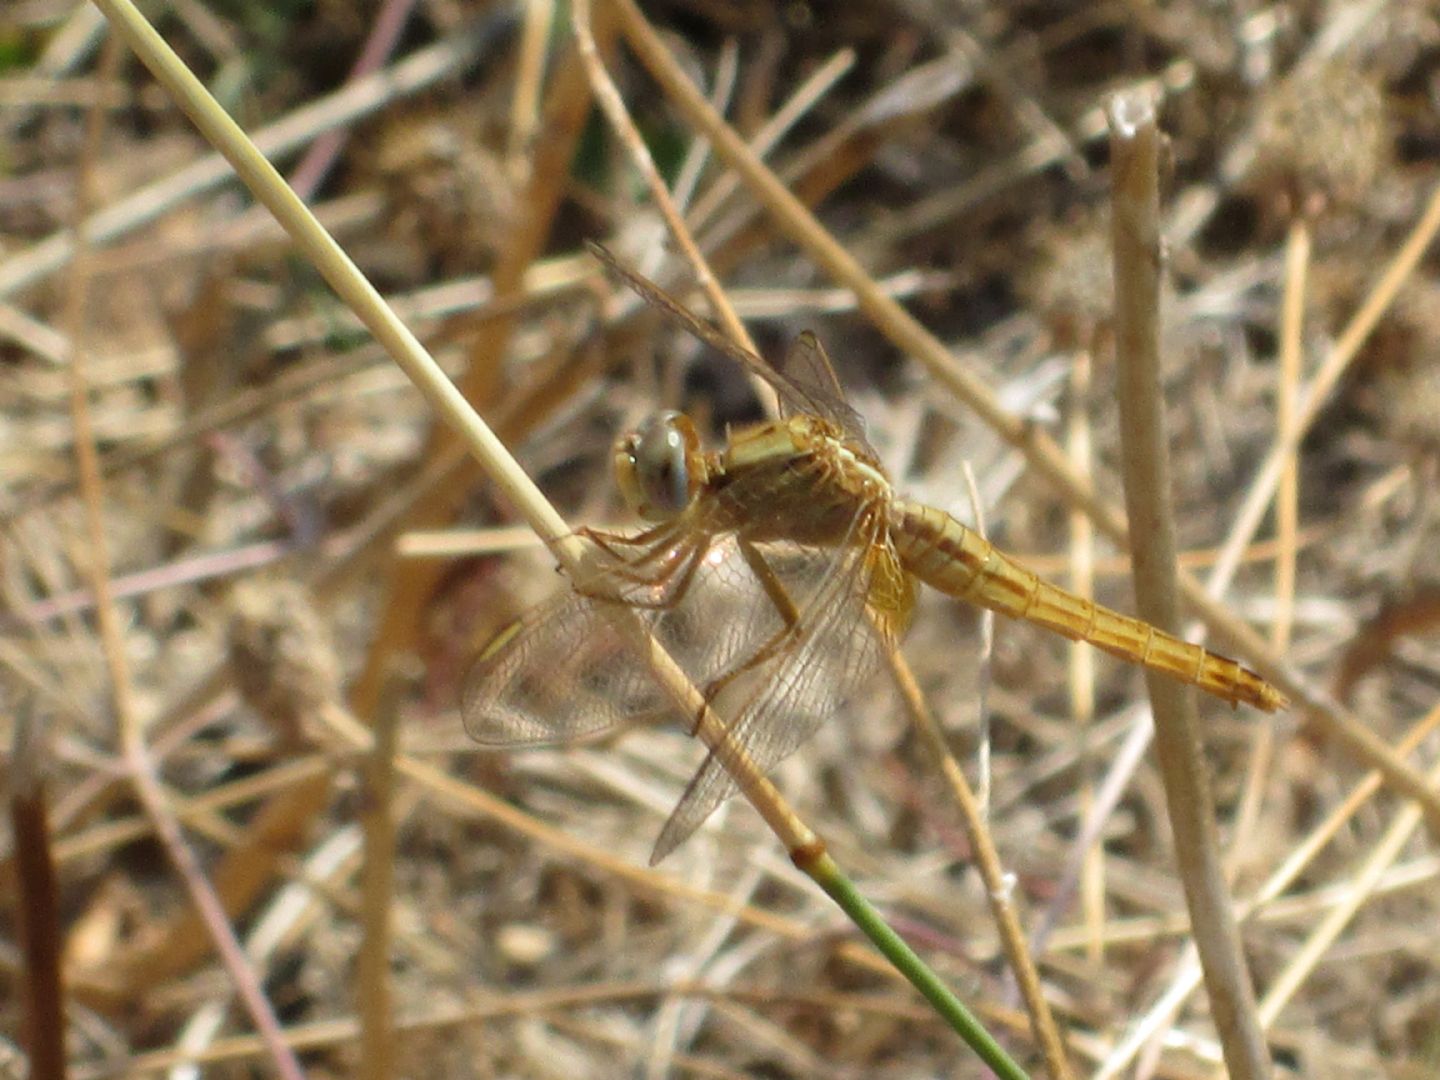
[3, 1, 1440, 1077]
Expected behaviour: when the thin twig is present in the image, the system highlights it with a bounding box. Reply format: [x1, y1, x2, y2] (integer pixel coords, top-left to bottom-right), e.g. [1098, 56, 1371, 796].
[1107, 89, 1269, 1080]
[960, 461, 995, 816]
[1227, 216, 1310, 880]
[61, 24, 305, 1079]
[357, 664, 409, 1080]
[10, 704, 67, 1080]
[572, 0, 773, 416]
[670, 37, 738, 214]
[506, 0, 555, 185]
[887, 656, 1075, 1080]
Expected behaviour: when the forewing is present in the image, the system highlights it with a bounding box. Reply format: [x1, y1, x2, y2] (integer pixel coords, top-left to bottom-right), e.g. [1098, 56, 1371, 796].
[650, 514, 907, 862]
[778, 331, 869, 444]
[587, 242, 866, 437]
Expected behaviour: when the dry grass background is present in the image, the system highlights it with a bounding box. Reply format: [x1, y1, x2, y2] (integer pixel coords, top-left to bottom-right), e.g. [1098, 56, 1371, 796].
[3, 0, 1440, 1077]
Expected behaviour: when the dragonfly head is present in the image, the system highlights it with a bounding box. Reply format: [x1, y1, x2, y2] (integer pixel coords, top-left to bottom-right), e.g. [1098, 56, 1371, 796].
[614, 411, 704, 521]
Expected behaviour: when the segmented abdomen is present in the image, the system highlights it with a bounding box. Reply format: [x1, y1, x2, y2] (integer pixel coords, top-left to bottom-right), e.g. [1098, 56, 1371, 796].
[889, 499, 1287, 712]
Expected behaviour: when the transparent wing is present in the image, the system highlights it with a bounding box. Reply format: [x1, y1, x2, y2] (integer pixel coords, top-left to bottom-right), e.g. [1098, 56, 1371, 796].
[649, 511, 913, 863]
[779, 331, 868, 443]
[462, 584, 671, 746]
[587, 242, 869, 444]
[463, 532, 805, 747]
[463, 511, 915, 863]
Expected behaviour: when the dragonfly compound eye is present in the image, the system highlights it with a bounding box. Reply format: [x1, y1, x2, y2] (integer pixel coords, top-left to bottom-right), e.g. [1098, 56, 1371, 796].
[613, 411, 700, 520]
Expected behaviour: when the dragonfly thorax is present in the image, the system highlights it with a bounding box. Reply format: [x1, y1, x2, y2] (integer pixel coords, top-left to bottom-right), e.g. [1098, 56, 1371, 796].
[613, 411, 706, 521]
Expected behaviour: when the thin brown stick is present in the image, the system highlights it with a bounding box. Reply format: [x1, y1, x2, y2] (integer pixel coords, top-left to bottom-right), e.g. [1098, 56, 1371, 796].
[357, 665, 408, 1080]
[507, 0, 554, 185]
[1271, 218, 1308, 657]
[887, 656, 1076, 1080]
[1107, 89, 1269, 1080]
[571, 0, 775, 416]
[61, 27, 305, 1078]
[10, 705, 67, 1080]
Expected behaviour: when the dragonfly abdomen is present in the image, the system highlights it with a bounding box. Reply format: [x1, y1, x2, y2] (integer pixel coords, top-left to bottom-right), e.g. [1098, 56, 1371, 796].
[890, 498, 1287, 712]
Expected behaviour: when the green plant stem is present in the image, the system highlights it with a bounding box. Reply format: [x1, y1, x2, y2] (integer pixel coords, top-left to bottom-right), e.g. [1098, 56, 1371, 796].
[798, 848, 1030, 1080]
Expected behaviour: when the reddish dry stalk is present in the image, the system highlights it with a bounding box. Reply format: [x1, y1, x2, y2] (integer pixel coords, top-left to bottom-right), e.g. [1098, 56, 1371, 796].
[10, 711, 67, 1080]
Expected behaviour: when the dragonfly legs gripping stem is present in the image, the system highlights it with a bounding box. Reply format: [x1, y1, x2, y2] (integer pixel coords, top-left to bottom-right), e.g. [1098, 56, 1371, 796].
[573, 525, 709, 611]
[575, 520, 674, 568]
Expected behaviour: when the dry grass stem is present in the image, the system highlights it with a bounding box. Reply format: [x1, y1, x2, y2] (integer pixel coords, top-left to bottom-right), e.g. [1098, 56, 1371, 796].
[58, 25, 304, 1077]
[888, 655, 1074, 1079]
[357, 665, 407, 1080]
[9, 706, 67, 1080]
[1108, 89, 1269, 1080]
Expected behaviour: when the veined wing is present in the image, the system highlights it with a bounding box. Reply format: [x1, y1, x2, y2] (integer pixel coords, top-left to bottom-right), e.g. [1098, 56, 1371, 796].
[649, 509, 914, 863]
[463, 533, 810, 747]
[586, 242, 868, 443]
[462, 583, 668, 746]
[779, 331, 868, 443]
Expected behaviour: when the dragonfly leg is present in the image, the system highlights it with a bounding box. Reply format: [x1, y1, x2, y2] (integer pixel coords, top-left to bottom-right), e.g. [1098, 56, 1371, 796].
[689, 537, 806, 732]
[573, 535, 709, 611]
[617, 537, 709, 611]
[577, 522, 677, 563]
[737, 535, 801, 630]
[576, 523, 693, 586]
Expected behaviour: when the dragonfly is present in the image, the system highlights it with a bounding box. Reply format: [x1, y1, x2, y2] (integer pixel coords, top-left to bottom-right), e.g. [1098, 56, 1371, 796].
[464, 242, 1288, 864]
